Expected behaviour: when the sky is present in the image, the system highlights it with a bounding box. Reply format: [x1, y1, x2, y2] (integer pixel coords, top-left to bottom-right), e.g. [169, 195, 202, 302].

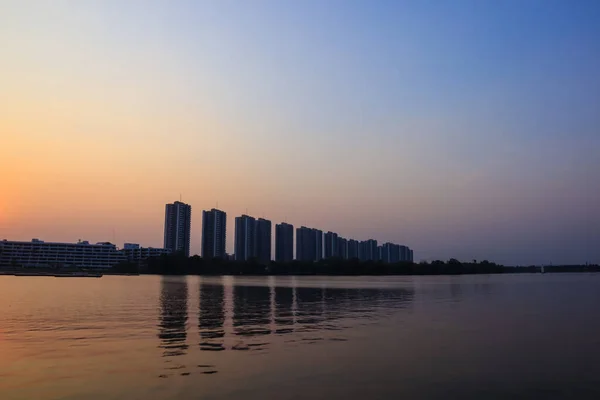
[1, 0, 599, 265]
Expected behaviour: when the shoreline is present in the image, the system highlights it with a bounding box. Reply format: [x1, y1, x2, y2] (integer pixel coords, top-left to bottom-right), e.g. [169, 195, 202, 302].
[2, 269, 599, 277]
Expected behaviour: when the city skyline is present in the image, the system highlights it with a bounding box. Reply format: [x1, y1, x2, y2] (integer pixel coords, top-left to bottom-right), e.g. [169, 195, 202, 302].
[2, 1, 599, 265]
[1, 200, 415, 264]
[202, 205, 413, 263]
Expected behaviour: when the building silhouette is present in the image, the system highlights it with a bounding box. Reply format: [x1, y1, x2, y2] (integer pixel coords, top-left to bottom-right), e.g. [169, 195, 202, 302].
[324, 231, 338, 259]
[381, 242, 400, 263]
[315, 229, 323, 261]
[275, 223, 294, 263]
[337, 237, 348, 260]
[296, 227, 310, 262]
[235, 215, 256, 261]
[359, 239, 378, 261]
[164, 201, 192, 257]
[400, 245, 414, 262]
[255, 218, 272, 264]
[296, 227, 323, 262]
[347, 239, 359, 259]
[3, 197, 415, 267]
[202, 209, 227, 259]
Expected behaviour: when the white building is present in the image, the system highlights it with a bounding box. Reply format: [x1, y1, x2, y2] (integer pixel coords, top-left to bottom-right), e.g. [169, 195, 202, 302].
[0, 239, 171, 270]
[122, 243, 171, 263]
[0, 239, 125, 269]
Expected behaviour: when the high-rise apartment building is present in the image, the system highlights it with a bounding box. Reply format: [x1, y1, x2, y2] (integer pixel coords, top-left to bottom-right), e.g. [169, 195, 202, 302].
[337, 237, 348, 260]
[202, 209, 227, 259]
[324, 231, 338, 259]
[347, 239, 359, 259]
[275, 223, 294, 263]
[234, 215, 256, 261]
[381, 242, 401, 263]
[399, 245, 414, 262]
[296, 226, 323, 262]
[164, 201, 192, 257]
[359, 239, 378, 261]
[381, 243, 390, 263]
[296, 227, 311, 262]
[400, 245, 409, 262]
[255, 218, 272, 264]
[315, 229, 323, 261]
[368, 239, 379, 261]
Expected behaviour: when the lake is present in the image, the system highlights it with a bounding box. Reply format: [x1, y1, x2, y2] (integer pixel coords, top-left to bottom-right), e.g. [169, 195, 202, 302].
[1, 274, 600, 399]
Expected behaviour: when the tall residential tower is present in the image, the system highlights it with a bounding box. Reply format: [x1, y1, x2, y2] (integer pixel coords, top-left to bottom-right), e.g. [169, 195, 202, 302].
[164, 201, 192, 257]
[234, 214, 256, 261]
[337, 237, 348, 260]
[275, 222, 294, 263]
[324, 231, 338, 259]
[296, 226, 323, 262]
[255, 218, 272, 264]
[359, 239, 378, 261]
[202, 208, 227, 259]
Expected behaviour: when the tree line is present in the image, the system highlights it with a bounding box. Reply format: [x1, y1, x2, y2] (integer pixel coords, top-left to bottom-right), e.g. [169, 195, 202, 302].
[110, 253, 599, 275]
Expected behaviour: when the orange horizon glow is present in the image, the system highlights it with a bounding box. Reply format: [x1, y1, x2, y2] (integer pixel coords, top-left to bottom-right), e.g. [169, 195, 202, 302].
[2, 1, 598, 265]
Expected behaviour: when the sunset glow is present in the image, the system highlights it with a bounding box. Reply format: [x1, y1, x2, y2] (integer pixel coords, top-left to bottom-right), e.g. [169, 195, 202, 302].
[1, 0, 599, 265]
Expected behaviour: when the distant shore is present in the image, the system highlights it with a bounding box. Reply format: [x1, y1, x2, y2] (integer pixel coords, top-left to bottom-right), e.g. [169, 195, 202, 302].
[2, 255, 597, 277]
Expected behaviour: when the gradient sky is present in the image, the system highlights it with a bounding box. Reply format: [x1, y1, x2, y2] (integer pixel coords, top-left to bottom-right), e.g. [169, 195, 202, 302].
[1, 0, 599, 265]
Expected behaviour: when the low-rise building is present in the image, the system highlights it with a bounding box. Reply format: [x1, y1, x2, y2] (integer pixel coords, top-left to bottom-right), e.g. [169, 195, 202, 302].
[0, 239, 125, 269]
[122, 243, 171, 264]
[0, 239, 170, 270]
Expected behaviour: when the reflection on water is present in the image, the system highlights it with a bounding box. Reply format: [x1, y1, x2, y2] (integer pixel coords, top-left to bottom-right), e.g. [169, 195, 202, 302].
[158, 276, 415, 359]
[274, 285, 294, 334]
[199, 281, 225, 351]
[157, 277, 188, 357]
[296, 286, 325, 329]
[4, 275, 600, 399]
[233, 284, 272, 339]
[152, 277, 416, 378]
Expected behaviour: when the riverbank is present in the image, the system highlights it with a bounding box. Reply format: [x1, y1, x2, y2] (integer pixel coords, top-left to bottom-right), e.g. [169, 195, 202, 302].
[2, 260, 598, 277]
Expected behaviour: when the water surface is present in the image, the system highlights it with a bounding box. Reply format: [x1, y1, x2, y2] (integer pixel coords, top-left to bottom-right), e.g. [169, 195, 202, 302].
[1, 274, 600, 399]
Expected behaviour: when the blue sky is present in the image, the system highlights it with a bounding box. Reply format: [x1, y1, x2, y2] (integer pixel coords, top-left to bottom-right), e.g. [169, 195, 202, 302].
[2, 0, 599, 264]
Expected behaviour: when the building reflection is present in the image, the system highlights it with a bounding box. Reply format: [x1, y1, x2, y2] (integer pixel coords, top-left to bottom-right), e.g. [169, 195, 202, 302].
[199, 280, 226, 351]
[295, 286, 325, 330]
[190, 278, 415, 352]
[450, 279, 463, 303]
[274, 283, 294, 334]
[157, 277, 189, 357]
[323, 287, 349, 314]
[233, 283, 272, 337]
